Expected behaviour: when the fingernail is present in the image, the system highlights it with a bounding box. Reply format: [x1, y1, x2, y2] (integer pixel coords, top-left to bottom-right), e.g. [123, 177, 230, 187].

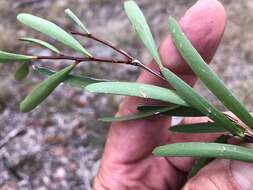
[231, 144, 253, 190]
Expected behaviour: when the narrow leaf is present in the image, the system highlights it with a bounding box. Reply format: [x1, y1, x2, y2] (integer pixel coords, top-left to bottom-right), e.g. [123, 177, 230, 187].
[170, 122, 226, 133]
[15, 63, 30, 81]
[160, 67, 244, 137]
[36, 66, 106, 88]
[65, 8, 90, 34]
[168, 17, 253, 130]
[103, 104, 205, 122]
[0, 51, 36, 63]
[124, 1, 162, 67]
[86, 82, 188, 106]
[138, 105, 205, 117]
[163, 106, 204, 117]
[188, 135, 228, 179]
[153, 142, 253, 163]
[20, 64, 76, 112]
[17, 13, 92, 57]
[137, 105, 170, 112]
[20, 37, 61, 54]
[99, 107, 174, 122]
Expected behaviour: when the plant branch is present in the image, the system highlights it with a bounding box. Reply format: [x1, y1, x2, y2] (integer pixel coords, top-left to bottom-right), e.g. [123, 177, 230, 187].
[36, 55, 130, 64]
[71, 31, 166, 81]
[71, 31, 133, 60]
[132, 59, 166, 81]
[37, 55, 166, 81]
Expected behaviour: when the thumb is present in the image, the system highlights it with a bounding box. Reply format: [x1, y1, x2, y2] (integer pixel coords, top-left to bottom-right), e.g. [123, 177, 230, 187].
[183, 144, 253, 190]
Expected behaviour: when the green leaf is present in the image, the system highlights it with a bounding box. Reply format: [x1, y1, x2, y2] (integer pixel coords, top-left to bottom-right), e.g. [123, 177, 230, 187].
[0, 51, 36, 63]
[163, 106, 204, 117]
[168, 17, 253, 130]
[20, 64, 76, 112]
[99, 107, 174, 122]
[138, 105, 205, 117]
[160, 67, 244, 137]
[15, 63, 30, 81]
[17, 13, 92, 57]
[86, 82, 188, 106]
[153, 142, 253, 163]
[188, 135, 228, 179]
[36, 66, 107, 88]
[137, 105, 170, 112]
[124, 1, 162, 67]
[170, 122, 226, 133]
[19, 37, 61, 54]
[65, 8, 90, 34]
[102, 104, 206, 122]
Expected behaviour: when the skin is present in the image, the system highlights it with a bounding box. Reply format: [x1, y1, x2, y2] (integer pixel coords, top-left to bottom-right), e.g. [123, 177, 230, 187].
[93, 0, 253, 189]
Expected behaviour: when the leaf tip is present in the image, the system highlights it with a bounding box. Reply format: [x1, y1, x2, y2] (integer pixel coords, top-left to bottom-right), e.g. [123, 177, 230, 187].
[64, 8, 71, 13]
[17, 13, 29, 23]
[152, 147, 161, 156]
[19, 101, 29, 112]
[98, 117, 109, 122]
[85, 83, 97, 92]
[168, 16, 177, 32]
[123, 0, 134, 7]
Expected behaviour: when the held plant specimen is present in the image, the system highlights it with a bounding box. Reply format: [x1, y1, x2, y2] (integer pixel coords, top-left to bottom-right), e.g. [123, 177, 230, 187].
[1, 0, 253, 178]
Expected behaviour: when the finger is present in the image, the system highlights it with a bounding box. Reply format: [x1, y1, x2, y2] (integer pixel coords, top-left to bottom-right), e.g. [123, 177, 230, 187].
[167, 116, 225, 172]
[102, 0, 227, 164]
[137, 0, 227, 87]
[167, 112, 246, 173]
[183, 144, 253, 190]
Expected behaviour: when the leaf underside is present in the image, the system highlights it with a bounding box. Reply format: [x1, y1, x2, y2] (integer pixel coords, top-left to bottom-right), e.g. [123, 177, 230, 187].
[86, 82, 188, 106]
[20, 37, 61, 54]
[160, 65, 244, 137]
[170, 122, 226, 133]
[187, 135, 228, 179]
[20, 64, 76, 112]
[0, 51, 36, 63]
[124, 1, 162, 67]
[168, 17, 253, 130]
[37, 66, 107, 88]
[101, 104, 209, 122]
[17, 13, 92, 57]
[153, 142, 253, 163]
[15, 62, 30, 81]
[99, 107, 175, 122]
[65, 8, 90, 34]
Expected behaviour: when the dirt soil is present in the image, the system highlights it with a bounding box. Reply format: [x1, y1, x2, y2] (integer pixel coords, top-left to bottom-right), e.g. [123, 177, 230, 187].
[0, 0, 252, 189]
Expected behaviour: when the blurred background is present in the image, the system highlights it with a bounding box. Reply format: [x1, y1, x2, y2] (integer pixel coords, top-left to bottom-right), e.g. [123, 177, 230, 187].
[0, 0, 252, 189]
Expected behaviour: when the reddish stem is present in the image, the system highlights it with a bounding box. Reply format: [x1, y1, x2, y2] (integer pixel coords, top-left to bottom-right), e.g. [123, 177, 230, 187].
[71, 31, 133, 60]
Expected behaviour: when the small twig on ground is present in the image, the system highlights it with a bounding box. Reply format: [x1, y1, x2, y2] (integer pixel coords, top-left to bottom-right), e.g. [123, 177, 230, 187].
[0, 127, 27, 149]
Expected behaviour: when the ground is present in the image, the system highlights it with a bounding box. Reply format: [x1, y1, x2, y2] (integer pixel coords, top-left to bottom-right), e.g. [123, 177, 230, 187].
[0, 0, 252, 189]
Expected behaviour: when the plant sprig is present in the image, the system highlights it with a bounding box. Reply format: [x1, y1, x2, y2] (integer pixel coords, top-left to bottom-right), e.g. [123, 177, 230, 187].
[0, 0, 253, 179]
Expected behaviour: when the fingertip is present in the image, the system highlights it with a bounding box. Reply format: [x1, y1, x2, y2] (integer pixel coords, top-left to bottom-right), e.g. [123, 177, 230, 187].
[160, 0, 227, 73]
[231, 155, 253, 189]
[184, 157, 253, 190]
[183, 159, 236, 190]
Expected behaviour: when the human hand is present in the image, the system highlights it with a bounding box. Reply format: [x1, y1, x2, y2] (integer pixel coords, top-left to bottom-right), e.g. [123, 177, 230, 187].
[93, 0, 253, 189]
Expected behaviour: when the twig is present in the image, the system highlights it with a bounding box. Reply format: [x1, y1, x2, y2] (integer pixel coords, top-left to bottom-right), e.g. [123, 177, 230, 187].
[37, 55, 130, 64]
[71, 31, 133, 60]
[0, 127, 27, 149]
[72, 31, 166, 80]
[36, 31, 166, 80]
[37, 55, 166, 81]
[2, 156, 23, 180]
[224, 113, 253, 141]
[132, 59, 166, 81]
